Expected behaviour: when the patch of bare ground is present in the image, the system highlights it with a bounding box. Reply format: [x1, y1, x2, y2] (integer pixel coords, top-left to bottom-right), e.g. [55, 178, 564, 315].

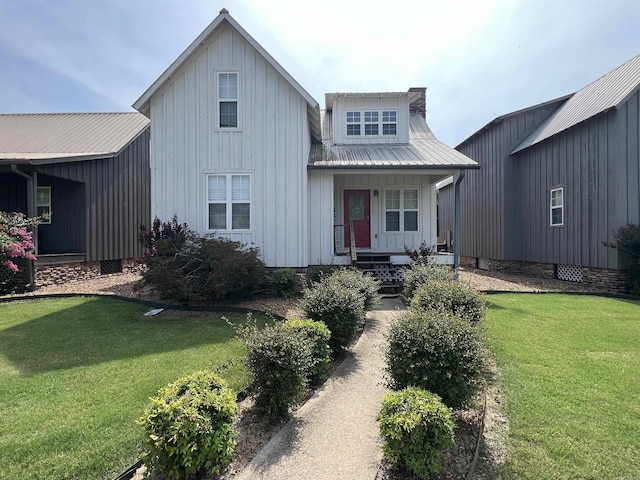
[459, 267, 601, 293]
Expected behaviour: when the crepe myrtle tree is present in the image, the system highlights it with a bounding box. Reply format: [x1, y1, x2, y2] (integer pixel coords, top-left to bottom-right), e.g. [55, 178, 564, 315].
[0, 212, 44, 290]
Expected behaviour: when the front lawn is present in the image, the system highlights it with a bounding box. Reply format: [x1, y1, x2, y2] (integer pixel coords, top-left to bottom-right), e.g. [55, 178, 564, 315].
[0, 297, 269, 480]
[485, 293, 640, 480]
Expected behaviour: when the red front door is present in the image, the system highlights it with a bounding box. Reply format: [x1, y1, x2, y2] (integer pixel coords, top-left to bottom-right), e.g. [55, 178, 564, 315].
[344, 190, 371, 248]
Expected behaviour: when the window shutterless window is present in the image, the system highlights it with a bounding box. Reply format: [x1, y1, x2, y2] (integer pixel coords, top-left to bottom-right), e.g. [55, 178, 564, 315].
[550, 187, 564, 226]
[207, 174, 250, 230]
[36, 186, 51, 224]
[385, 188, 418, 232]
[346, 110, 396, 136]
[218, 72, 238, 128]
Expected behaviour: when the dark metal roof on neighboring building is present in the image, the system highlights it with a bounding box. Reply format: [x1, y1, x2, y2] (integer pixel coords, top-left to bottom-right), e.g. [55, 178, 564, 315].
[0, 112, 150, 163]
[309, 113, 478, 169]
[512, 54, 640, 153]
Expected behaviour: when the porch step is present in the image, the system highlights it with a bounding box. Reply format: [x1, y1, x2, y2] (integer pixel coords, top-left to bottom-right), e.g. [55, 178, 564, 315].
[355, 253, 404, 294]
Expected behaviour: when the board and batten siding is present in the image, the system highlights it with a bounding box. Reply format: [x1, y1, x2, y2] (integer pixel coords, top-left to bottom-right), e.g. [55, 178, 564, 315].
[455, 100, 565, 261]
[514, 100, 639, 270]
[308, 171, 438, 264]
[35, 129, 151, 262]
[149, 24, 311, 268]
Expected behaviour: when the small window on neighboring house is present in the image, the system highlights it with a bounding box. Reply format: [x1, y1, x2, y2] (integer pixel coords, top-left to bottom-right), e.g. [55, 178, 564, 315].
[550, 187, 564, 226]
[385, 188, 418, 232]
[37, 186, 51, 224]
[207, 174, 251, 230]
[218, 72, 238, 128]
[346, 111, 360, 136]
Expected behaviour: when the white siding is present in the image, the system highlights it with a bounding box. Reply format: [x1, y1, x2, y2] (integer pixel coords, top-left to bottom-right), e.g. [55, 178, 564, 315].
[331, 96, 409, 145]
[149, 24, 310, 267]
[308, 171, 439, 263]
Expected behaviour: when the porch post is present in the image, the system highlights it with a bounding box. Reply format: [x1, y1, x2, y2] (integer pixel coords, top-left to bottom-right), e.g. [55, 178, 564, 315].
[453, 169, 465, 271]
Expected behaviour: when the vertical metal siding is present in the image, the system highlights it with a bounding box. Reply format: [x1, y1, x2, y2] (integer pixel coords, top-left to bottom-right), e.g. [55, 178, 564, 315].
[455, 102, 565, 262]
[36, 129, 150, 262]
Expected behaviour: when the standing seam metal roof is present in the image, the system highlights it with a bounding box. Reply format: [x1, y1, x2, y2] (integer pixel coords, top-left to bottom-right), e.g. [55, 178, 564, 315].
[512, 54, 640, 153]
[0, 112, 150, 162]
[309, 113, 478, 168]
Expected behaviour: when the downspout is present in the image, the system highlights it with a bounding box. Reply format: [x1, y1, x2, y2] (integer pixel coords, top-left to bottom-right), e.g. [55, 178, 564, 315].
[10, 164, 35, 289]
[453, 169, 465, 271]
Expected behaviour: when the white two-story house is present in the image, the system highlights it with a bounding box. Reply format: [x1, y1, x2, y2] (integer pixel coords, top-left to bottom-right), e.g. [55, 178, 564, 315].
[133, 8, 478, 273]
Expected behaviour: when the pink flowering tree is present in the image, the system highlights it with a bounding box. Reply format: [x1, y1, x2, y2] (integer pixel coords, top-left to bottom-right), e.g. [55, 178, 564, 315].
[0, 211, 43, 293]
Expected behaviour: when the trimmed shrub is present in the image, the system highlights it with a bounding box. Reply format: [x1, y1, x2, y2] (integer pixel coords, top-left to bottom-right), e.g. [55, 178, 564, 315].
[302, 280, 365, 354]
[282, 318, 331, 385]
[327, 268, 380, 310]
[273, 268, 301, 298]
[377, 387, 454, 478]
[385, 310, 486, 409]
[137, 371, 236, 480]
[402, 262, 457, 301]
[242, 323, 315, 418]
[410, 280, 486, 323]
[306, 264, 337, 285]
[140, 216, 265, 303]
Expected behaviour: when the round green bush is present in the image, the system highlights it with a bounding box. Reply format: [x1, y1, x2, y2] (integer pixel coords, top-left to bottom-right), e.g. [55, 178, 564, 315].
[385, 310, 486, 409]
[273, 268, 301, 298]
[402, 262, 457, 301]
[302, 280, 365, 354]
[243, 323, 315, 418]
[282, 318, 331, 385]
[410, 279, 486, 322]
[326, 268, 380, 311]
[137, 371, 236, 480]
[377, 387, 455, 478]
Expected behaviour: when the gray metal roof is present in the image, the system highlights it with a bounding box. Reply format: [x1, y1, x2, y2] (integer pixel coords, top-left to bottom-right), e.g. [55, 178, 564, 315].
[512, 54, 640, 153]
[0, 112, 149, 163]
[309, 112, 478, 169]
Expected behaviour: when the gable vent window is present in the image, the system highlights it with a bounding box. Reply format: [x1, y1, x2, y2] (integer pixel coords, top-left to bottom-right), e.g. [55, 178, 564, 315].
[218, 72, 238, 128]
[207, 174, 251, 231]
[550, 187, 564, 226]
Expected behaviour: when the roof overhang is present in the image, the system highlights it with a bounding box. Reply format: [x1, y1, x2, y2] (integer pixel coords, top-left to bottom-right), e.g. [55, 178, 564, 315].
[0, 153, 115, 165]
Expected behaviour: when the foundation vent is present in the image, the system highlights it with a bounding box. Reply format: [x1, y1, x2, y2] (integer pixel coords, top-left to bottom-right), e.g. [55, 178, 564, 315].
[556, 264, 583, 283]
[100, 259, 123, 276]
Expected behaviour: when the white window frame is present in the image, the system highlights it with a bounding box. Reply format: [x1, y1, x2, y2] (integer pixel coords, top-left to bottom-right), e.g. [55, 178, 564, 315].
[217, 71, 239, 129]
[384, 188, 419, 232]
[345, 110, 398, 137]
[206, 174, 251, 231]
[550, 187, 564, 226]
[36, 186, 51, 224]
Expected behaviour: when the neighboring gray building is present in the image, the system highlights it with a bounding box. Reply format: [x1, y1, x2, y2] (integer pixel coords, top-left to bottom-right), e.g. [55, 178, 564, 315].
[0, 112, 150, 287]
[439, 54, 640, 293]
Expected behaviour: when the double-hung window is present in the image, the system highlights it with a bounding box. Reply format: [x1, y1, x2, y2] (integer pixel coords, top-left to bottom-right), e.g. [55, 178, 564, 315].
[346, 111, 361, 136]
[218, 72, 238, 128]
[550, 187, 564, 226]
[385, 188, 418, 232]
[207, 174, 251, 230]
[382, 111, 397, 135]
[37, 186, 51, 224]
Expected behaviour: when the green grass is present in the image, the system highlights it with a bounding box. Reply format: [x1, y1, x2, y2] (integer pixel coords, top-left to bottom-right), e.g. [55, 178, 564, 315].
[0, 297, 269, 480]
[485, 293, 640, 480]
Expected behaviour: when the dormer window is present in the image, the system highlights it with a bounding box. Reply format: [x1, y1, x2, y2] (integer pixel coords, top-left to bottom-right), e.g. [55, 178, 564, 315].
[345, 110, 397, 137]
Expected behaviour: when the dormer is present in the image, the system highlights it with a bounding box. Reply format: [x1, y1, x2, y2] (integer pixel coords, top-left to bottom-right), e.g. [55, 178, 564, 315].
[324, 88, 425, 145]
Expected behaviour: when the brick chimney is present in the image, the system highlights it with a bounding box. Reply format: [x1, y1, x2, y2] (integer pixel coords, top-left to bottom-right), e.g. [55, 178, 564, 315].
[409, 87, 426, 118]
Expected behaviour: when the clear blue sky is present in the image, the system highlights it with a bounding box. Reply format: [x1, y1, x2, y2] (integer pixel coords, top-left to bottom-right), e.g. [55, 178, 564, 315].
[1, 0, 639, 146]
